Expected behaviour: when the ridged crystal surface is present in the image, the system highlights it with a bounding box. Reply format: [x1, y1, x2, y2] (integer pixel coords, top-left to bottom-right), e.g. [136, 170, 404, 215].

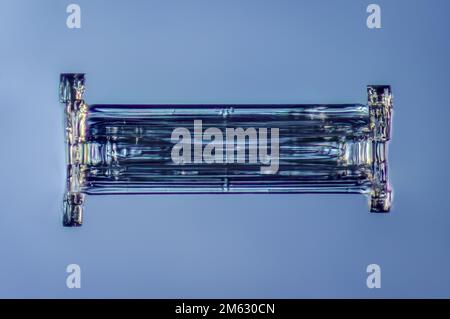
[81, 104, 373, 195]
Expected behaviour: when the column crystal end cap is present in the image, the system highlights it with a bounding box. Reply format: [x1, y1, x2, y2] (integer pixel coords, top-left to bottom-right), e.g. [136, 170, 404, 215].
[63, 193, 84, 227]
[59, 73, 86, 103]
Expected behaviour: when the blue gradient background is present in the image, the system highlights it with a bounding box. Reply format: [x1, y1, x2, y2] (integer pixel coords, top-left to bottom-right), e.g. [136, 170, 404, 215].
[0, 0, 449, 298]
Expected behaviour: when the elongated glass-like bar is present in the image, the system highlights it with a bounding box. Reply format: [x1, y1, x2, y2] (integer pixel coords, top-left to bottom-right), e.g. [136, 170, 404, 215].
[60, 73, 393, 226]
